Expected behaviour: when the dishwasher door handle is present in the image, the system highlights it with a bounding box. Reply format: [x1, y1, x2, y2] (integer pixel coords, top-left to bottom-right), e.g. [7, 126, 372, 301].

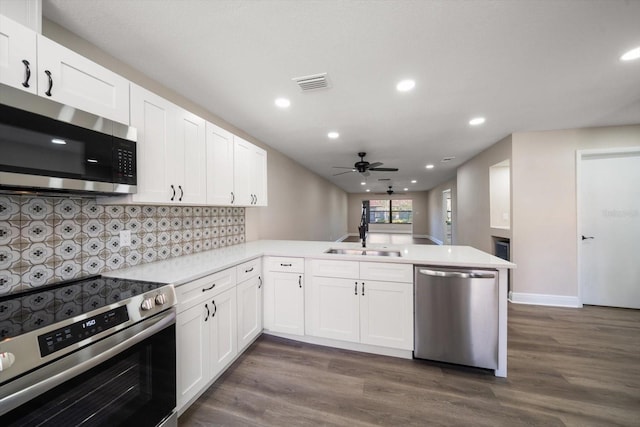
[418, 269, 495, 279]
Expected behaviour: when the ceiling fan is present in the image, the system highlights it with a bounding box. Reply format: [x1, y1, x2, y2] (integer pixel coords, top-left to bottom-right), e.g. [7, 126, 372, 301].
[333, 152, 399, 177]
[375, 186, 405, 195]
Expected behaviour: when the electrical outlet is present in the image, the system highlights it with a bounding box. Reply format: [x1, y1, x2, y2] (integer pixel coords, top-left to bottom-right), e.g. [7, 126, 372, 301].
[120, 230, 131, 247]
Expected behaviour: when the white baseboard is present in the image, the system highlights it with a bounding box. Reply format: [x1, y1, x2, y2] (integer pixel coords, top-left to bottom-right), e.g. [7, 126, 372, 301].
[509, 292, 581, 308]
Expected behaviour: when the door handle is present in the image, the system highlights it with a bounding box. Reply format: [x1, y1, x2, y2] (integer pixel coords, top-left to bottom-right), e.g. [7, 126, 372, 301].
[581, 235, 595, 241]
[22, 60, 31, 88]
[354, 281, 358, 295]
[178, 185, 183, 201]
[204, 303, 210, 321]
[44, 70, 53, 96]
[170, 184, 176, 201]
[211, 300, 217, 318]
[258, 276, 262, 289]
[298, 275, 302, 288]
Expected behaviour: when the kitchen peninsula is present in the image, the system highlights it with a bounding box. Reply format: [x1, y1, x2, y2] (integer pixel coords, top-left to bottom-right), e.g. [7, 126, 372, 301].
[104, 238, 513, 416]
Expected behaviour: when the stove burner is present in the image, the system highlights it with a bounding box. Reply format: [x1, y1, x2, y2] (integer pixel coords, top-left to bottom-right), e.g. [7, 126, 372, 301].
[0, 276, 167, 340]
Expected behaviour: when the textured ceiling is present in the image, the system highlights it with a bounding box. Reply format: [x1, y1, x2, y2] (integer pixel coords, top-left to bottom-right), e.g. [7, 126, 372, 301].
[42, 0, 640, 193]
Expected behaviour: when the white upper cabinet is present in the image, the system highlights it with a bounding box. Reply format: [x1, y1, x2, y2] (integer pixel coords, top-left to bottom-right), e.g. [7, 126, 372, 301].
[36, 35, 130, 124]
[0, 14, 37, 94]
[233, 136, 268, 207]
[174, 108, 206, 204]
[129, 84, 206, 205]
[130, 84, 174, 203]
[206, 122, 235, 205]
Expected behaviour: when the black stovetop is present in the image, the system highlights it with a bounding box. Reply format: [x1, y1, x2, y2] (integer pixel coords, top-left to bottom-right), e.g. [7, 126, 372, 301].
[0, 276, 166, 340]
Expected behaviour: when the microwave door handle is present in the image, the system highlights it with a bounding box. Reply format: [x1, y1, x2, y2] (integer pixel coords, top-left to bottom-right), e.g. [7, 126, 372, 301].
[0, 310, 175, 415]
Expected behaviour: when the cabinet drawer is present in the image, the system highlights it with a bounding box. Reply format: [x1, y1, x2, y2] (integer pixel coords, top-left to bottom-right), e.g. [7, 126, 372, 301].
[236, 258, 262, 283]
[176, 267, 236, 312]
[360, 262, 413, 283]
[310, 259, 359, 279]
[265, 257, 304, 273]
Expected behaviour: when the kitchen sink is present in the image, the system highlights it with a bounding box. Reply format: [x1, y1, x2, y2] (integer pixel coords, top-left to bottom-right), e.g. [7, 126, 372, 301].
[324, 248, 402, 257]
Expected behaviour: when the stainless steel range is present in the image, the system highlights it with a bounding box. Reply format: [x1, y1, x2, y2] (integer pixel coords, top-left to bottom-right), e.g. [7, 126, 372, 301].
[0, 276, 177, 427]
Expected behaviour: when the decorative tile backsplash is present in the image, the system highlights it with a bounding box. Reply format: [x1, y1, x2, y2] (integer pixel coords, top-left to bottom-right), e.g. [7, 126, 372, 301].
[0, 196, 245, 295]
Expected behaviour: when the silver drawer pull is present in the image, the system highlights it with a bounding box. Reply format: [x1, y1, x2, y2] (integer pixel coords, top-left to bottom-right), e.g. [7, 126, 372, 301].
[418, 269, 495, 279]
[281, 263, 292, 267]
[202, 283, 216, 292]
[245, 267, 254, 273]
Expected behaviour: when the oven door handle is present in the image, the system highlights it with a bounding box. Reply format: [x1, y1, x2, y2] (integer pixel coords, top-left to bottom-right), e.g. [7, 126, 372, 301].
[0, 309, 176, 416]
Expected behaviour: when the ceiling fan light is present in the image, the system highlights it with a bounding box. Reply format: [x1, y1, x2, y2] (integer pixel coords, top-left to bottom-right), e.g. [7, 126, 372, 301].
[327, 131, 339, 139]
[411, 180, 417, 183]
[396, 79, 415, 92]
[469, 117, 485, 126]
[426, 164, 434, 169]
[274, 97, 290, 108]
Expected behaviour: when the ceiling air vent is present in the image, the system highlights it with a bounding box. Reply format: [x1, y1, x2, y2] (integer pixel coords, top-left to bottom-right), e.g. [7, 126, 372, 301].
[441, 156, 456, 163]
[292, 73, 331, 92]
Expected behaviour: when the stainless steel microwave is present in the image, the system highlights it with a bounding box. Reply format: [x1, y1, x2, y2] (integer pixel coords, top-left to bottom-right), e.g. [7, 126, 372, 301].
[0, 84, 137, 196]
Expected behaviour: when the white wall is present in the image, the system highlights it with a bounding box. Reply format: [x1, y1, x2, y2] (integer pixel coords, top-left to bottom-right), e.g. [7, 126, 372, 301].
[456, 135, 512, 253]
[489, 162, 510, 229]
[426, 178, 457, 244]
[511, 125, 640, 299]
[42, 19, 348, 242]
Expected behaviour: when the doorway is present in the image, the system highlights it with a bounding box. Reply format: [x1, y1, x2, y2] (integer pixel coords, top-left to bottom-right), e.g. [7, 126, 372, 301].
[443, 189, 452, 244]
[578, 148, 640, 309]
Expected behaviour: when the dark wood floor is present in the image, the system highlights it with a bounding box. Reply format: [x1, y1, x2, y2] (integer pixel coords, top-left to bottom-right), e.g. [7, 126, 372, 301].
[179, 303, 640, 426]
[342, 233, 436, 245]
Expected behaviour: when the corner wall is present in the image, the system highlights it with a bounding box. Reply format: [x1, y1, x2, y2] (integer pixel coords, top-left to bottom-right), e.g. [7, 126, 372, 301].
[42, 19, 348, 243]
[426, 178, 457, 244]
[456, 135, 512, 253]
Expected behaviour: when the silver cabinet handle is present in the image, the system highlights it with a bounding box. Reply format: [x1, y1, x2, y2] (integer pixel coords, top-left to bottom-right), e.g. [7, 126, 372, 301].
[418, 269, 495, 279]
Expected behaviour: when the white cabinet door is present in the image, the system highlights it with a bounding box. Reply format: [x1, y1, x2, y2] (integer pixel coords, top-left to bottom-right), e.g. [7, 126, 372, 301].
[209, 287, 238, 378]
[236, 275, 263, 351]
[176, 303, 209, 411]
[233, 136, 252, 206]
[174, 108, 206, 204]
[0, 15, 37, 94]
[360, 280, 413, 350]
[250, 145, 268, 206]
[306, 276, 359, 342]
[130, 84, 174, 203]
[205, 122, 234, 205]
[36, 35, 130, 124]
[264, 272, 304, 336]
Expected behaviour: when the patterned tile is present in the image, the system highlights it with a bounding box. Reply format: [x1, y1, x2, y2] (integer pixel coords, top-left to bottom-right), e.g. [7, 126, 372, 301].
[21, 198, 52, 220]
[104, 252, 125, 271]
[105, 218, 125, 235]
[105, 235, 122, 254]
[83, 219, 104, 239]
[183, 207, 193, 217]
[219, 217, 227, 226]
[183, 242, 193, 255]
[82, 200, 104, 219]
[142, 217, 157, 233]
[170, 231, 182, 245]
[126, 250, 142, 267]
[22, 263, 55, 288]
[157, 217, 171, 231]
[141, 206, 157, 218]
[203, 207, 212, 216]
[125, 205, 142, 218]
[55, 259, 82, 282]
[83, 256, 105, 276]
[127, 218, 142, 234]
[157, 232, 170, 247]
[210, 208, 218, 216]
[202, 240, 212, 251]
[142, 233, 157, 248]
[170, 245, 182, 257]
[82, 237, 104, 257]
[0, 196, 21, 221]
[55, 220, 82, 241]
[22, 242, 55, 265]
[219, 226, 226, 237]
[217, 237, 224, 248]
[193, 217, 203, 228]
[170, 217, 183, 231]
[0, 222, 20, 245]
[193, 229, 203, 240]
[0, 269, 21, 295]
[157, 246, 170, 260]
[142, 248, 157, 263]
[129, 233, 142, 250]
[182, 217, 193, 229]
[157, 206, 170, 217]
[53, 199, 82, 221]
[169, 206, 182, 217]
[182, 229, 193, 242]
[104, 205, 125, 219]
[54, 240, 82, 262]
[193, 207, 203, 216]
[193, 240, 203, 253]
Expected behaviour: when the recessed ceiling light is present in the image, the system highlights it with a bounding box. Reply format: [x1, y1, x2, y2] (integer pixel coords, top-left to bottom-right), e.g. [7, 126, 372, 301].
[404, 188, 408, 191]
[51, 139, 66, 145]
[366, 189, 370, 192]
[469, 117, 485, 126]
[274, 98, 290, 108]
[411, 180, 417, 184]
[621, 47, 640, 61]
[426, 164, 434, 169]
[328, 131, 340, 139]
[360, 181, 366, 185]
[396, 79, 415, 92]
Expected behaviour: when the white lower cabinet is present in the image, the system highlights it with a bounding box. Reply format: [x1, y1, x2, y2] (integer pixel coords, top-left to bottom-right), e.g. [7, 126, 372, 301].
[236, 259, 263, 351]
[263, 257, 305, 336]
[209, 288, 238, 377]
[306, 260, 413, 350]
[176, 302, 209, 409]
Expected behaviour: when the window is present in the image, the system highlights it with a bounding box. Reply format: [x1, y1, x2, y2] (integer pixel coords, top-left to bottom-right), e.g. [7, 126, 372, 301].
[368, 199, 413, 224]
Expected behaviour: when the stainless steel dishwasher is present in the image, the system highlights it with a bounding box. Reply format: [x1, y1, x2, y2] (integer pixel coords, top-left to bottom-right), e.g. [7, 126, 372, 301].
[414, 266, 498, 370]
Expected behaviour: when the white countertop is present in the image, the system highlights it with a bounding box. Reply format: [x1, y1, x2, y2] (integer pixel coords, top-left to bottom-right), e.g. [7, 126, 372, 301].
[103, 240, 515, 286]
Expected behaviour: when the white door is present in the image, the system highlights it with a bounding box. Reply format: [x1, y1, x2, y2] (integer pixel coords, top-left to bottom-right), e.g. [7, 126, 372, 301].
[176, 303, 209, 411]
[236, 275, 262, 350]
[175, 109, 206, 204]
[443, 189, 452, 245]
[360, 280, 413, 350]
[233, 136, 253, 205]
[209, 288, 238, 378]
[306, 276, 359, 342]
[264, 272, 304, 335]
[0, 15, 37, 94]
[580, 149, 640, 308]
[205, 122, 235, 205]
[250, 146, 268, 206]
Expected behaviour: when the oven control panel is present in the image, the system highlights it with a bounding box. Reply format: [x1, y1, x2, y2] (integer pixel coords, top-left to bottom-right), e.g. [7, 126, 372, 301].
[37, 306, 130, 357]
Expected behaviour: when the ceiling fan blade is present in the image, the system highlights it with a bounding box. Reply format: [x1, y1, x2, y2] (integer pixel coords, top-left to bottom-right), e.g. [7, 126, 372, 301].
[361, 170, 370, 177]
[368, 162, 383, 169]
[369, 167, 399, 172]
[333, 166, 355, 169]
[333, 170, 355, 176]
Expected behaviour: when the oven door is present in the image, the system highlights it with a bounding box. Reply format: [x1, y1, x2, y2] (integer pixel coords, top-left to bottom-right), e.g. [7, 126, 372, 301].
[0, 309, 176, 427]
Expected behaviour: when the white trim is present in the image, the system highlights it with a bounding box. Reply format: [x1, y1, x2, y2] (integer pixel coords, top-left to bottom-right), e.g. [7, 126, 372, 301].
[576, 146, 640, 307]
[509, 292, 581, 308]
[263, 330, 413, 359]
